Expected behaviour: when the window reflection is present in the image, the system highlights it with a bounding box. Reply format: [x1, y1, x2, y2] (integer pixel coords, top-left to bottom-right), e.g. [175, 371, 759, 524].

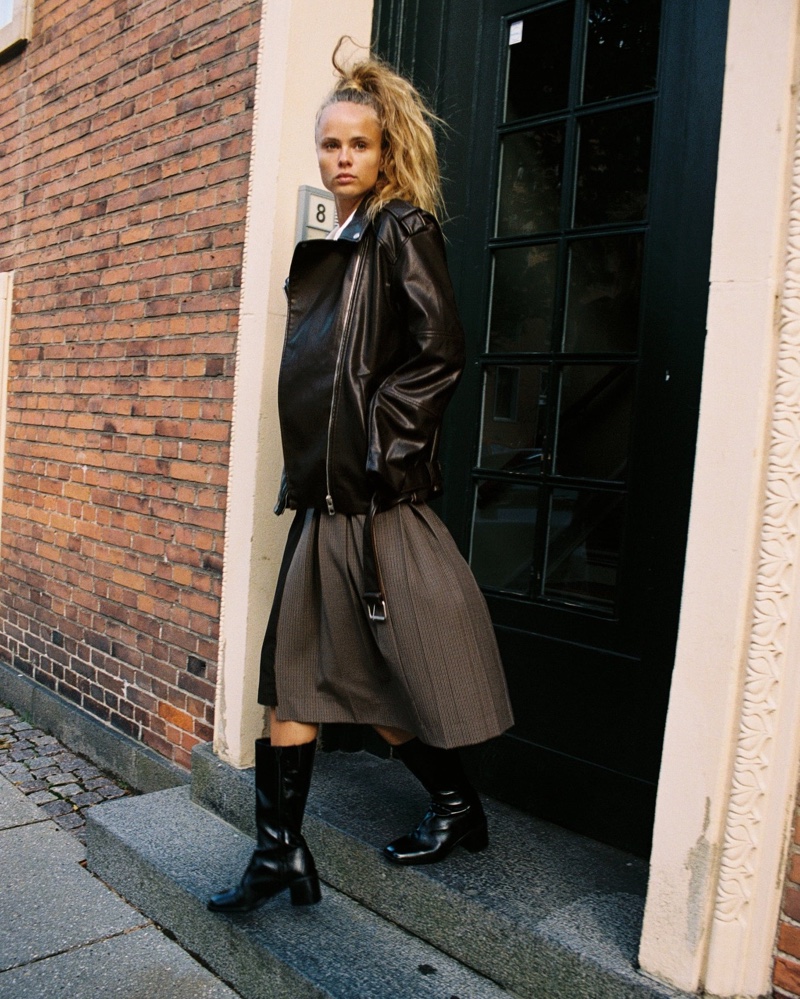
[583, 0, 661, 104]
[505, 2, 574, 122]
[564, 234, 643, 352]
[496, 124, 565, 236]
[544, 488, 625, 610]
[471, 482, 540, 596]
[489, 244, 558, 353]
[554, 365, 634, 480]
[574, 104, 653, 226]
[479, 365, 548, 474]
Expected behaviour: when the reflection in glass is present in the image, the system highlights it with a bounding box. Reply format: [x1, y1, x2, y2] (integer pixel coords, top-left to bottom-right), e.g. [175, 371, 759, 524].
[0, 0, 11, 29]
[471, 481, 540, 595]
[496, 124, 565, 236]
[554, 365, 634, 480]
[544, 487, 625, 610]
[505, 2, 574, 122]
[583, 0, 661, 103]
[479, 365, 548, 474]
[489, 244, 558, 353]
[574, 104, 653, 227]
[564, 234, 643, 352]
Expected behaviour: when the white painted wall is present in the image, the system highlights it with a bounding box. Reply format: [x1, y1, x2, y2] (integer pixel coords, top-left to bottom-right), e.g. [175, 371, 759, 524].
[214, 0, 373, 768]
[639, 1, 800, 994]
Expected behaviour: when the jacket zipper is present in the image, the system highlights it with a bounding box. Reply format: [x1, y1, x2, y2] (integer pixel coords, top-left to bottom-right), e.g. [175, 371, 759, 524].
[325, 241, 366, 515]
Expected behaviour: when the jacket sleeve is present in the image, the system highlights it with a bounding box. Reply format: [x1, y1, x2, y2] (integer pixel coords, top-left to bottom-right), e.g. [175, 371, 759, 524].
[366, 220, 466, 497]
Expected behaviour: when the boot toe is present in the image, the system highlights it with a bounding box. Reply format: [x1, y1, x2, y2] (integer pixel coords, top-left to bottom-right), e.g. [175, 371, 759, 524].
[207, 887, 254, 913]
[383, 813, 489, 866]
[383, 837, 428, 865]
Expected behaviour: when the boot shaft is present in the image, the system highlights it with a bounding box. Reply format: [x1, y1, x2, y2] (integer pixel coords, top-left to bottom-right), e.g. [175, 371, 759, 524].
[254, 737, 316, 843]
[394, 738, 474, 803]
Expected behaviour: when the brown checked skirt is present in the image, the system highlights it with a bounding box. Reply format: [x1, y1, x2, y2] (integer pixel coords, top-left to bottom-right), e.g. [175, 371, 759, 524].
[258, 502, 514, 749]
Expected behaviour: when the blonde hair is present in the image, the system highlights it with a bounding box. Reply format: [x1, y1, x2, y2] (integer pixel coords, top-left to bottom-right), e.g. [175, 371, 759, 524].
[317, 39, 444, 220]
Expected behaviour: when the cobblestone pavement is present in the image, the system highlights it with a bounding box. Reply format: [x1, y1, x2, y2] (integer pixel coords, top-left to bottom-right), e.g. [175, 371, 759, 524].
[0, 704, 131, 842]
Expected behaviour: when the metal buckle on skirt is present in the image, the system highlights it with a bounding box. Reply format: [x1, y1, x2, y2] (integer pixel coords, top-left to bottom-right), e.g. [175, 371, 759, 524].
[364, 593, 388, 623]
[363, 491, 422, 624]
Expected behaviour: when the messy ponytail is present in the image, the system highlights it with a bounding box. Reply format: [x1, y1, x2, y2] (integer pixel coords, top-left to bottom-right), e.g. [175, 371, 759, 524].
[317, 38, 444, 220]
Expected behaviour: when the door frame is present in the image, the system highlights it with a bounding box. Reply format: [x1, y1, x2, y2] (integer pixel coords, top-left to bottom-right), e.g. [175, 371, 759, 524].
[375, 0, 728, 855]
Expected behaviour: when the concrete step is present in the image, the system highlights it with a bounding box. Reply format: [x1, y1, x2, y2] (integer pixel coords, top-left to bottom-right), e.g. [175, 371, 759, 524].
[85, 785, 519, 999]
[190, 745, 689, 999]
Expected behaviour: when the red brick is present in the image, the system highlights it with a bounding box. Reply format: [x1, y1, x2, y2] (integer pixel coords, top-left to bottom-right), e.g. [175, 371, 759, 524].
[0, 0, 259, 765]
[785, 888, 800, 925]
[158, 701, 194, 733]
[780, 924, 800, 962]
[776, 959, 800, 996]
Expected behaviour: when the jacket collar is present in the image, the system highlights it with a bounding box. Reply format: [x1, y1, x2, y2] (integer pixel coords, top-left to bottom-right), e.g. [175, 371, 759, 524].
[336, 197, 372, 243]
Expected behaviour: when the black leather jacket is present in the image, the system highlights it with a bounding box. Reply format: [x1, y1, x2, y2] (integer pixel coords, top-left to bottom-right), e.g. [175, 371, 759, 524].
[276, 198, 465, 517]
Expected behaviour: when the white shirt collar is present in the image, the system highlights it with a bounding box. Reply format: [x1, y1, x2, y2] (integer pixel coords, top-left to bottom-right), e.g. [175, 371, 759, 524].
[327, 207, 358, 241]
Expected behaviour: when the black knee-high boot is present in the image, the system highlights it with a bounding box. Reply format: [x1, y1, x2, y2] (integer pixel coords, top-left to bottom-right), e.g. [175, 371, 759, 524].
[207, 738, 321, 912]
[384, 738, 488, 865]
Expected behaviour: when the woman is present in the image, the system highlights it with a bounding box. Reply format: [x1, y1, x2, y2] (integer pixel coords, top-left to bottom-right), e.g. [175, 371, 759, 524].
[208, 44, 513, 915]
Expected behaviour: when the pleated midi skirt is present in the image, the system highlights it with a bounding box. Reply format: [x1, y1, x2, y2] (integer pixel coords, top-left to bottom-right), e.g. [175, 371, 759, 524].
[259, 502, 514, 749]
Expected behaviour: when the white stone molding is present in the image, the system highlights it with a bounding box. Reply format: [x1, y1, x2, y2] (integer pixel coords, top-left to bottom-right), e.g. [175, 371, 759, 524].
[214, 0, 374, 768]
[639, 1, 800, 993]
[702, 81, 800, 996]
[214, 0, 293, 768]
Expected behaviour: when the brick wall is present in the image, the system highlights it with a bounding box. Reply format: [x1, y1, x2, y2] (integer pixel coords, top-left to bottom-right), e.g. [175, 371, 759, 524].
[0, 0, 261, 768]
[775, 785, 800, 998]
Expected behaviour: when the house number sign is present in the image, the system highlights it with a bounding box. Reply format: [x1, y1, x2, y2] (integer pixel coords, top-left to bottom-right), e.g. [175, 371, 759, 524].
[296, 186, 337, 243]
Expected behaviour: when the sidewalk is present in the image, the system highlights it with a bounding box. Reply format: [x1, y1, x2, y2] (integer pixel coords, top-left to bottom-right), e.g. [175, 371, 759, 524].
[0, 705, 241, 999]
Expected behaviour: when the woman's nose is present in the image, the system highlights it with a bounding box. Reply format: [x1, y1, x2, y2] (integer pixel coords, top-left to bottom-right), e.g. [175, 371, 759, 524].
[338, 146, 352, 164]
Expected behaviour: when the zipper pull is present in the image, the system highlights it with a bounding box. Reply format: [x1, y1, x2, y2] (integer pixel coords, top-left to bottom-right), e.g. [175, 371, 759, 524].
[325, 494, 335, 516]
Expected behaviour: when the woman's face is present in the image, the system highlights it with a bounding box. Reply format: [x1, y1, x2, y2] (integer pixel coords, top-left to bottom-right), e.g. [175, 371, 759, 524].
[316, 101, 383, 220]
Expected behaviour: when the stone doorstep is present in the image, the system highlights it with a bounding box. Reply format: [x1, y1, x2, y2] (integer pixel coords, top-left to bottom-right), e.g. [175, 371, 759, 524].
[85, 786, 518, 999]
[189, 745, 689, 999]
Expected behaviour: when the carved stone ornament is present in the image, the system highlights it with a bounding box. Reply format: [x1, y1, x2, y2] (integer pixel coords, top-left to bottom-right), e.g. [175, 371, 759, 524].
[712, 96, 800, 925]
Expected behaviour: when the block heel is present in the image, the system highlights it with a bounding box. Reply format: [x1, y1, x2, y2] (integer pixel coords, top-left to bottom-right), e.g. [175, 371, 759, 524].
[290, 875, 322, 906]
[462, 823, 489, 853]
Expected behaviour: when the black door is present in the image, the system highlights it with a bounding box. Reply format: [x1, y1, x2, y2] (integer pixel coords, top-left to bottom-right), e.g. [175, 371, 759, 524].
[374, 0, 728, 854]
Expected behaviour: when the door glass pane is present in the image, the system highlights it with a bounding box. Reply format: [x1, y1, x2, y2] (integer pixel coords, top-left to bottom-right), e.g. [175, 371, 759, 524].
[564, 234, 643, 352]
[544, 487, 624, 609]
[583, 0, 662, 103]
[471, 481, 540, 595]
[505, 2, 574, 122]
[496, 124, 566, 236]
[489, 244, 558, 353]
[479, 364, 548, 474]
[574, 104, 653, 227]
[554, 364, 634, 480]
[468, 0, 661, 617]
